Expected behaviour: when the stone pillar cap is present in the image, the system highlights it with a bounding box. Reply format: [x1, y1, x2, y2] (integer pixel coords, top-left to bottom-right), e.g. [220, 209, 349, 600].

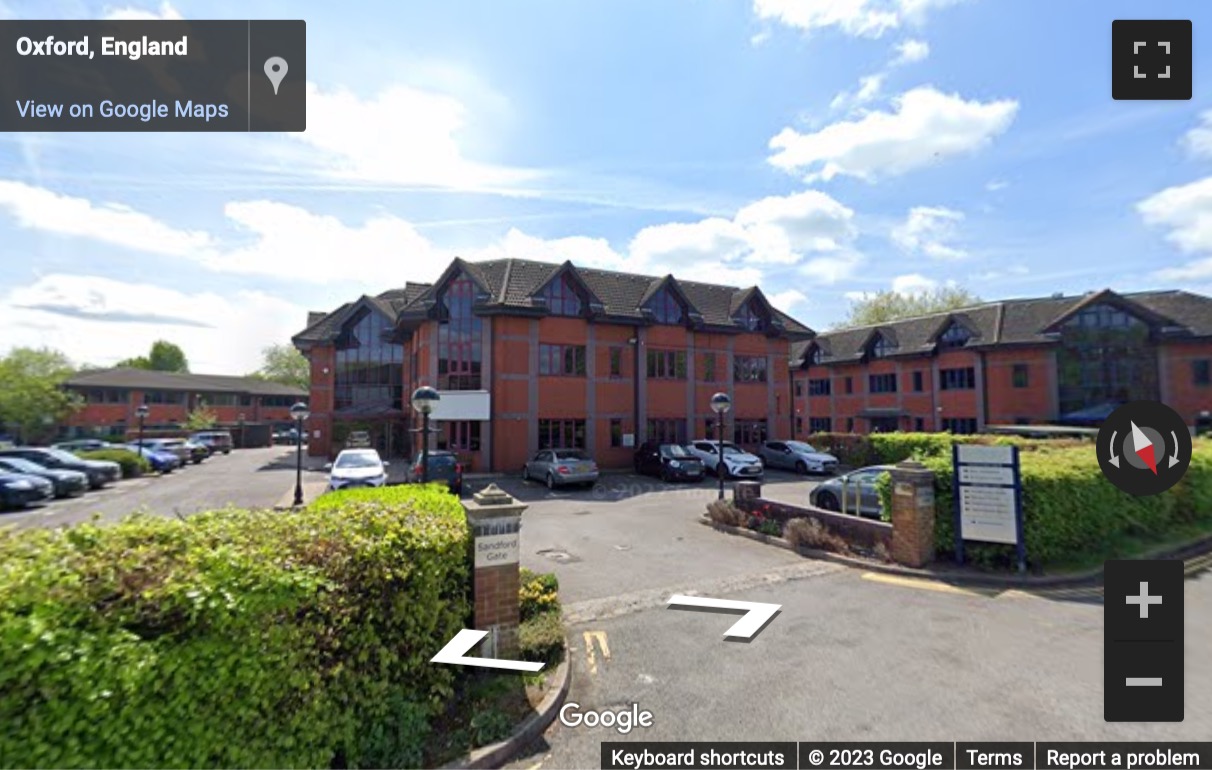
[473, 483, 514, 506]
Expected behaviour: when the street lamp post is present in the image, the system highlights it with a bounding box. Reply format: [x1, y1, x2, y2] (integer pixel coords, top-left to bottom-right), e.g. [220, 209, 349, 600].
[410, 386, 441, 483]
[237, 413, 245, 450]
[710, 392, 732, 500]
[289, 402, 310, 506]
[136, 403, 149, 450]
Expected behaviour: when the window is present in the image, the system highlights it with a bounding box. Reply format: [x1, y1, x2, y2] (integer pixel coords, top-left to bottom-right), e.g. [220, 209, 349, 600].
[647, 349, 687, 379]
[795, 416, 804, 434]
[869, 334, 893, 358]
[539, 273, 583, 317]
[647, 418, 686, 445]
[200, 392, 252, 407]
[261, 395, 296, 407]
[794, 381, 803, 397]
[436, 274, 483, 391]
[914, 417, 925, 431]
[538, 419, 586, 449]
[913, 371, 924, 392]
[83, 388, 129, 404]
[735, 300, 766, 331]
[609, 348, 623, 377]
[144, 390, 185, 405]
[443, 421, 481, 451]
[648, 288, 683, 325]
[733, 419, 767, 447]
[809, 347, 823, 365]
[844, 377, 853, 394]
[869, 373, 897, 393]
[846, 417, 855, 432]
[1058, 302, 1157, 415]
[808, 378, 831, 396]
[940, 367, 976, 390]
[938, 323, 972, 349]
[1194, 360, 1211, 387]
[610, 418, 623, 447]
[942, 417, 978, 434]
[734, 355, 768, 383]
[700, 352, 717, 382]
[1012, 363, 1030, 389]
[808, 417, 832, 433]
[539, 344, 587, 376]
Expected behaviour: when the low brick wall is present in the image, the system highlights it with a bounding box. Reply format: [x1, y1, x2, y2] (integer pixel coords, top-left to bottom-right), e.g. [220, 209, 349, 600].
[738, 497, 893, 553]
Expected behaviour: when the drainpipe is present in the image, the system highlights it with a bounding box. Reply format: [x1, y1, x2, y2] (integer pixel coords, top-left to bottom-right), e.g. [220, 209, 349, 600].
[631, 331, 641, 445]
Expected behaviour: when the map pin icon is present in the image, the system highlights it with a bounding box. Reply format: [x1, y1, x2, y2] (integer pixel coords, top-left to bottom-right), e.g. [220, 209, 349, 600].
[264, 56, 288, 95]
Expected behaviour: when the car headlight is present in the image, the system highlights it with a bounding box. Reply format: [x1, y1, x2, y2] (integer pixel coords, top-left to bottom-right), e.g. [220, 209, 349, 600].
[8, 480, 33, 490]
[668, 460, 682, 468]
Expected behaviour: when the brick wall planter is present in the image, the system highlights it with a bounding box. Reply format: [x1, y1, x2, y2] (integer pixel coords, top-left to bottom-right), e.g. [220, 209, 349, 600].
[737, 497, 893, 553]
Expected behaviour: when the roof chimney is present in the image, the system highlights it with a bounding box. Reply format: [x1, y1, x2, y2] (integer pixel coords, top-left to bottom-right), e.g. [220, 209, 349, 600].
[1051, 292, 1064, 299]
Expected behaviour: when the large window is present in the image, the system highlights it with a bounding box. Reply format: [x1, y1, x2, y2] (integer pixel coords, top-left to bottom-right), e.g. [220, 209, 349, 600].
[808, 378, 831, 396]
[610, 418, 624, 447]
[538, 419, 586, 449]
[869, 373, 897, 393]
[699, 352, 717, 382]
[540, 273, 583, 317]
[261, 395, 297, 407]
[938, 323, 971, 349]
[913, 371, 924, 392]
[441, 421, 481, 452]
[335, 308, 405, 411]
[609, 348, 623, 377]
[808, 417, 832, 433]
[733, 419, 767, 446]
[83, 388, 129, 404]
[1194, 359, 1211, 387]
[940, 367, 976, 390]
[869, 335, 893, 358]
[647, 349, 687, 379]
[144, 390, 185, 405]
[648, 288, 683, 325]
[647, 418, 686, 445]
[539, 344, 587, 376]
[1012, 363, 1030, 389]
[1057, 302, 1157, 415]
[809, 347, 823, 365]
[200, 392, 252, 407]
[437, 274, 484, 391]
[734, 355, 767, 383]
[942, 417, 978, 434]
[735, 300, 766, 331]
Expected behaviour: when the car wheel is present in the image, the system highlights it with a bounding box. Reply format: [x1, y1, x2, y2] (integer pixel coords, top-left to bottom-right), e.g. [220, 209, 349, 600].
[521, 465, 530, 481]
[816, 491, 840, 512]
[660, 466, 672, 483]
[795, 460, 808, 475]
[546, 473, 556, 490]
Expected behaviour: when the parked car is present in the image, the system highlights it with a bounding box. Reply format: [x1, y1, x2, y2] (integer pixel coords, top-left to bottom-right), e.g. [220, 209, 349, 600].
[274, 428, 300, 445]
[190, 431, 234, 455]
[53, 438, 118, 452]
[327, 448, 390, 491]
[0, 456, 89, 498]
[345, 431, 371, 449]
[122, 444, 181, 473]
[0, 447, 121, 490]
[522, 448, 600, 490]
[183, 440, 209, 464]
[132, 438, 195, 465]
[686, 440, 764, 479]
[634, 441, 704, 482]
[759, 440, 839, 475]
[808, 465, 895, 519]
[0, 471, 54, 510]
[407, 450, 464, 495]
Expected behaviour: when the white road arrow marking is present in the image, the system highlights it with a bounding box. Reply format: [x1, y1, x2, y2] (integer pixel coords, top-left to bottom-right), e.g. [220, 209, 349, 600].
[667, 594, 781, 640]
[431, 629, 545, 672]
[1108, 430, 1120, 467]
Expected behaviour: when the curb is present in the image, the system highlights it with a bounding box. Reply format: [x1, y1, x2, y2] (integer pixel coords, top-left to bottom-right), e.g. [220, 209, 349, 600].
[699, 515, 1212, 588]
[442, 641, 572, 770]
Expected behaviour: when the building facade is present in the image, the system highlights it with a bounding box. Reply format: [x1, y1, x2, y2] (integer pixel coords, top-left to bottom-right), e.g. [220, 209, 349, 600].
[293, 257, 814, 471]
[60, 369, 307, 441]
[791, 289, 1212, 436]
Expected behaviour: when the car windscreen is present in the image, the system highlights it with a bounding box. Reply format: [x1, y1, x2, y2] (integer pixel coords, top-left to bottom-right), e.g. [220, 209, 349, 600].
[786, 442, 819, 453]
[554, 450, 589, 461]
[335, 453, 380, 469]
[722, 446, 747, 456]
[426, 455, 457, 468]
[660, 444, 692, 457]
[0, 457, 44, 473]
[46, 449, 83, 463]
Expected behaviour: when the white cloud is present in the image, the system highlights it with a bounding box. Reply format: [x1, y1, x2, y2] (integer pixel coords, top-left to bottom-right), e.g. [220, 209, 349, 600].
[751, 29, 773, 46]
[102, 1, 181, 20]
[892, 38, 930, 65]
[830, 73, 886, 111]
[768, 289, 808, 313]
[1138, 176, 1212, 281]
[1181, 111, 1212, 160]
[985, 179, 1009, 192]
[769, 86, 1019, 182]
[974, 264, 1028, 281]
[892, 205, 968, 260]
[890, 273, 938, 294]
[753, 0, 963, 39]
[0, 275, 304, 373]
[800, 252, 865, 284]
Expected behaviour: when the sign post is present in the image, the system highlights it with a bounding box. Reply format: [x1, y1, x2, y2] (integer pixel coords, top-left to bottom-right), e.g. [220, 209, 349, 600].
[461, 483, 528, 657]
[952, 443, 1026, 572]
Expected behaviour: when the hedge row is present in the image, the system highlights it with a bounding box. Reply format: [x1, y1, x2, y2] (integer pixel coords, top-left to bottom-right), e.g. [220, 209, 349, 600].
[808, 431, 1089, 468]
[76, 447, 151, 478]
[0, 484, 470, 769]
[863, 433, 1212, 568]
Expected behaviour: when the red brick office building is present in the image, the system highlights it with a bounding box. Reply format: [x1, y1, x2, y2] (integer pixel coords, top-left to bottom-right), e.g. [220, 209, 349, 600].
[60, 369, 306, 441]
[293, 257, 814, 471]
[790, 289, 1212, 436]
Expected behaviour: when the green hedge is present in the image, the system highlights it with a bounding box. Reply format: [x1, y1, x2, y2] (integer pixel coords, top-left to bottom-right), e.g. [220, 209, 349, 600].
[75, 448, 150, 478]
[0, 484, 470, 769]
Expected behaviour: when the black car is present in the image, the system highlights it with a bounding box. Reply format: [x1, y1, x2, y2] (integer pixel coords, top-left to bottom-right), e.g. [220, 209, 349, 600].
[0, 456, 89, 498]
[633, 442, 705, 482]
[0, 447, 120, 490]
[0, 472, 55, 510]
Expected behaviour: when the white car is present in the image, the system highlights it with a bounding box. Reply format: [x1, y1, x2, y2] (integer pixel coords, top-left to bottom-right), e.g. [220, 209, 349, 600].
[326, 448, 389, 491]
[759, 440, 839, 475]
[686, 440, 764, 479]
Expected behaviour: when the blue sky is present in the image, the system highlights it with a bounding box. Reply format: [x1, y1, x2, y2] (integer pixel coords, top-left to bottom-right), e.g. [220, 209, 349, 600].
[3, 0, 1212, 373]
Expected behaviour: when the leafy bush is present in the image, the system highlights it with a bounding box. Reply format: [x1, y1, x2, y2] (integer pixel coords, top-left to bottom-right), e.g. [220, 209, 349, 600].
[785, 517, 850, 554]
[75, 447, 150, 478]
[0, 484, 469, 769]
[519, 568, 560, 622]
[518, 612, 565, 667]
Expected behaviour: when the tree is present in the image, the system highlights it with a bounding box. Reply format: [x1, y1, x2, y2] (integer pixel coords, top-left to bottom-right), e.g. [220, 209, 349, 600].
[838, 286, 982, 328]
[248, 344, 309, 390]
[117, 340, 189, 372]
[0, 347, 81, 444]
[182, 405, 218, 431]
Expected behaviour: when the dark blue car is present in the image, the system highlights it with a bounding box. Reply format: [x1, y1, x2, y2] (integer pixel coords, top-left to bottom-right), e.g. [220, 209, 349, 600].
[123, 444, 181, 473]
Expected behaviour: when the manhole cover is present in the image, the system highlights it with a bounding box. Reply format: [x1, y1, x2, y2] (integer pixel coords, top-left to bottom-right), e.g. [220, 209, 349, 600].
[536, 548, 581, 563]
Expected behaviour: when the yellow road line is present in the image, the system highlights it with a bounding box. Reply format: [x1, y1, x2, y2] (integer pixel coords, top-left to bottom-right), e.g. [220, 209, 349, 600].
[583, 630, 610, 675]
[860, 572, 998, 596]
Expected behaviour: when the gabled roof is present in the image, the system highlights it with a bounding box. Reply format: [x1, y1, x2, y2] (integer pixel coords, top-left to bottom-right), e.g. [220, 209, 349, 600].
[793, 289, 1212, 367]
[65, 368, 307, 396]
[292, 293, 396, 346]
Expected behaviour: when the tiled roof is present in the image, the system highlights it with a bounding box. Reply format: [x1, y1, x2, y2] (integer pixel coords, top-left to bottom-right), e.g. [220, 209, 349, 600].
[792, 289, 1212, 366]
[65, 368, 307, 396]
[296, 257, 815, 343]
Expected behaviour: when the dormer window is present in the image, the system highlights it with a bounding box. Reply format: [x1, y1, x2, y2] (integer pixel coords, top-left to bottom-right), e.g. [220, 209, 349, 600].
[736, 300, 767, 332]
[809, 347, 823, 365]
[1067, 303, 1141, 330]
[938, 323, 971, 349]
[870, 334, 893, 359]
[649, 288, 683, 325]
[540, 273, 583, 317]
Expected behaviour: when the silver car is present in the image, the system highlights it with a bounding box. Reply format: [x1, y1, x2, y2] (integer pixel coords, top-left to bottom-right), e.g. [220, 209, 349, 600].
[686, 440, 764, 479]
[759, 440, 838, 475]
[808, 465, 894, 519]
[523, 448, 599, 490]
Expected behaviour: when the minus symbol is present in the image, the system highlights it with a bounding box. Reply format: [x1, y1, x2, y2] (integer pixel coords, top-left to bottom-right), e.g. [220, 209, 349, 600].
[1125, 677, 1163, 686]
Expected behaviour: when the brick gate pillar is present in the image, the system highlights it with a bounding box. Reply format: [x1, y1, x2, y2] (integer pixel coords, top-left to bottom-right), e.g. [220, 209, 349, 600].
[461, 483, 528, 657]
[889, 460, 937, 568]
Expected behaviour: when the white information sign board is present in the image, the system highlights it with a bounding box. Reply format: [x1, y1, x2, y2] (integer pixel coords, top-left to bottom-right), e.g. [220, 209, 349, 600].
[958, 485, 1018, 544]
[952, 442, 1026, 568]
